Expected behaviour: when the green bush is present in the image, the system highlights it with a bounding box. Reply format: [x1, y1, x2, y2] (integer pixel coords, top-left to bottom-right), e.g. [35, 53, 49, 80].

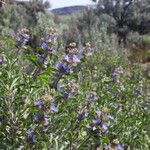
[0, 29, 149, 149]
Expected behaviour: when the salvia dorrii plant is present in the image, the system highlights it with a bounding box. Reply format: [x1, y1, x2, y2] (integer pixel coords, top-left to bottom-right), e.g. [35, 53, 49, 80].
[0, 28, 149, 150]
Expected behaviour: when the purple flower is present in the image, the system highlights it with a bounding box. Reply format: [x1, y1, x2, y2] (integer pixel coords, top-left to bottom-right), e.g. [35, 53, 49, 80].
[21, 44, 27, 49]
[102, 122, 108, 131]
[87, 52, 93, 56]
[34, 114, 48, 121]
[44, 114, 49, 118]
[86, 100, 95, 107]
[94, 95, 99, 101]
[34, 114, 43, 121]
[32, 135, 37, 143]
[65, 54, 73, 61]
[38, 57, 45, 64]
[92, 119, 100, 125]
[68, 93, 73, 99]
[16, 29, 30, 49]
[26, 130, 37, 143]
[41, 42, 48, 50]
[95, 110, 102, 118]
[71, 87, 76, 93]
[34, 101, 44, 106]
[79, 48, 84, 53]
[47, 37, 57, 43]
[65, 54, 81, 66]
[47, 37, 53, 42]
[86, 125, 93, 130]
[77, 108, 88, 120]
[71, 147, 76, 150]
[64, 65, 73, 74]
[50, 105, 58, 112]
[26, 130, 34, 136]
[73, 55, 80, 62]
[56, 63, 63, 69]
[56, 63, 73, 74]
[49, 47, 56, 53]
[117, 145, 124, 150]
[16, 37, 21, 41]
[108, 115, 114, 120]
[8, 33, 15, 38]
[56, 84, 61, 90]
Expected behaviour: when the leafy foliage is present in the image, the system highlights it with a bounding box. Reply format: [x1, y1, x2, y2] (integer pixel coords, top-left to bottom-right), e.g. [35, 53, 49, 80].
[0, 1, 150, 149]
[0, 28, 149, 149]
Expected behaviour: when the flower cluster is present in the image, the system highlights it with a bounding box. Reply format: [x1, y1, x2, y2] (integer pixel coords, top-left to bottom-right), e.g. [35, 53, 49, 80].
[33, 95, 58, 126]
[67, 80, 81, 98]
[87, 108, 114, 137]
[56, 62, 73, 74]
[16, 28, 30, 49]
[26, 130, 37, 143]
[112, 67, 123, 83]
[38, 28, 57, 66]
[52, 43, 95, 93]
[65, 43, 82, 67]
[86, 90, 99, 107]
[77, 107, 88, 120]
[41, 28, 57, 54]
[55, 43, 82, 75]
